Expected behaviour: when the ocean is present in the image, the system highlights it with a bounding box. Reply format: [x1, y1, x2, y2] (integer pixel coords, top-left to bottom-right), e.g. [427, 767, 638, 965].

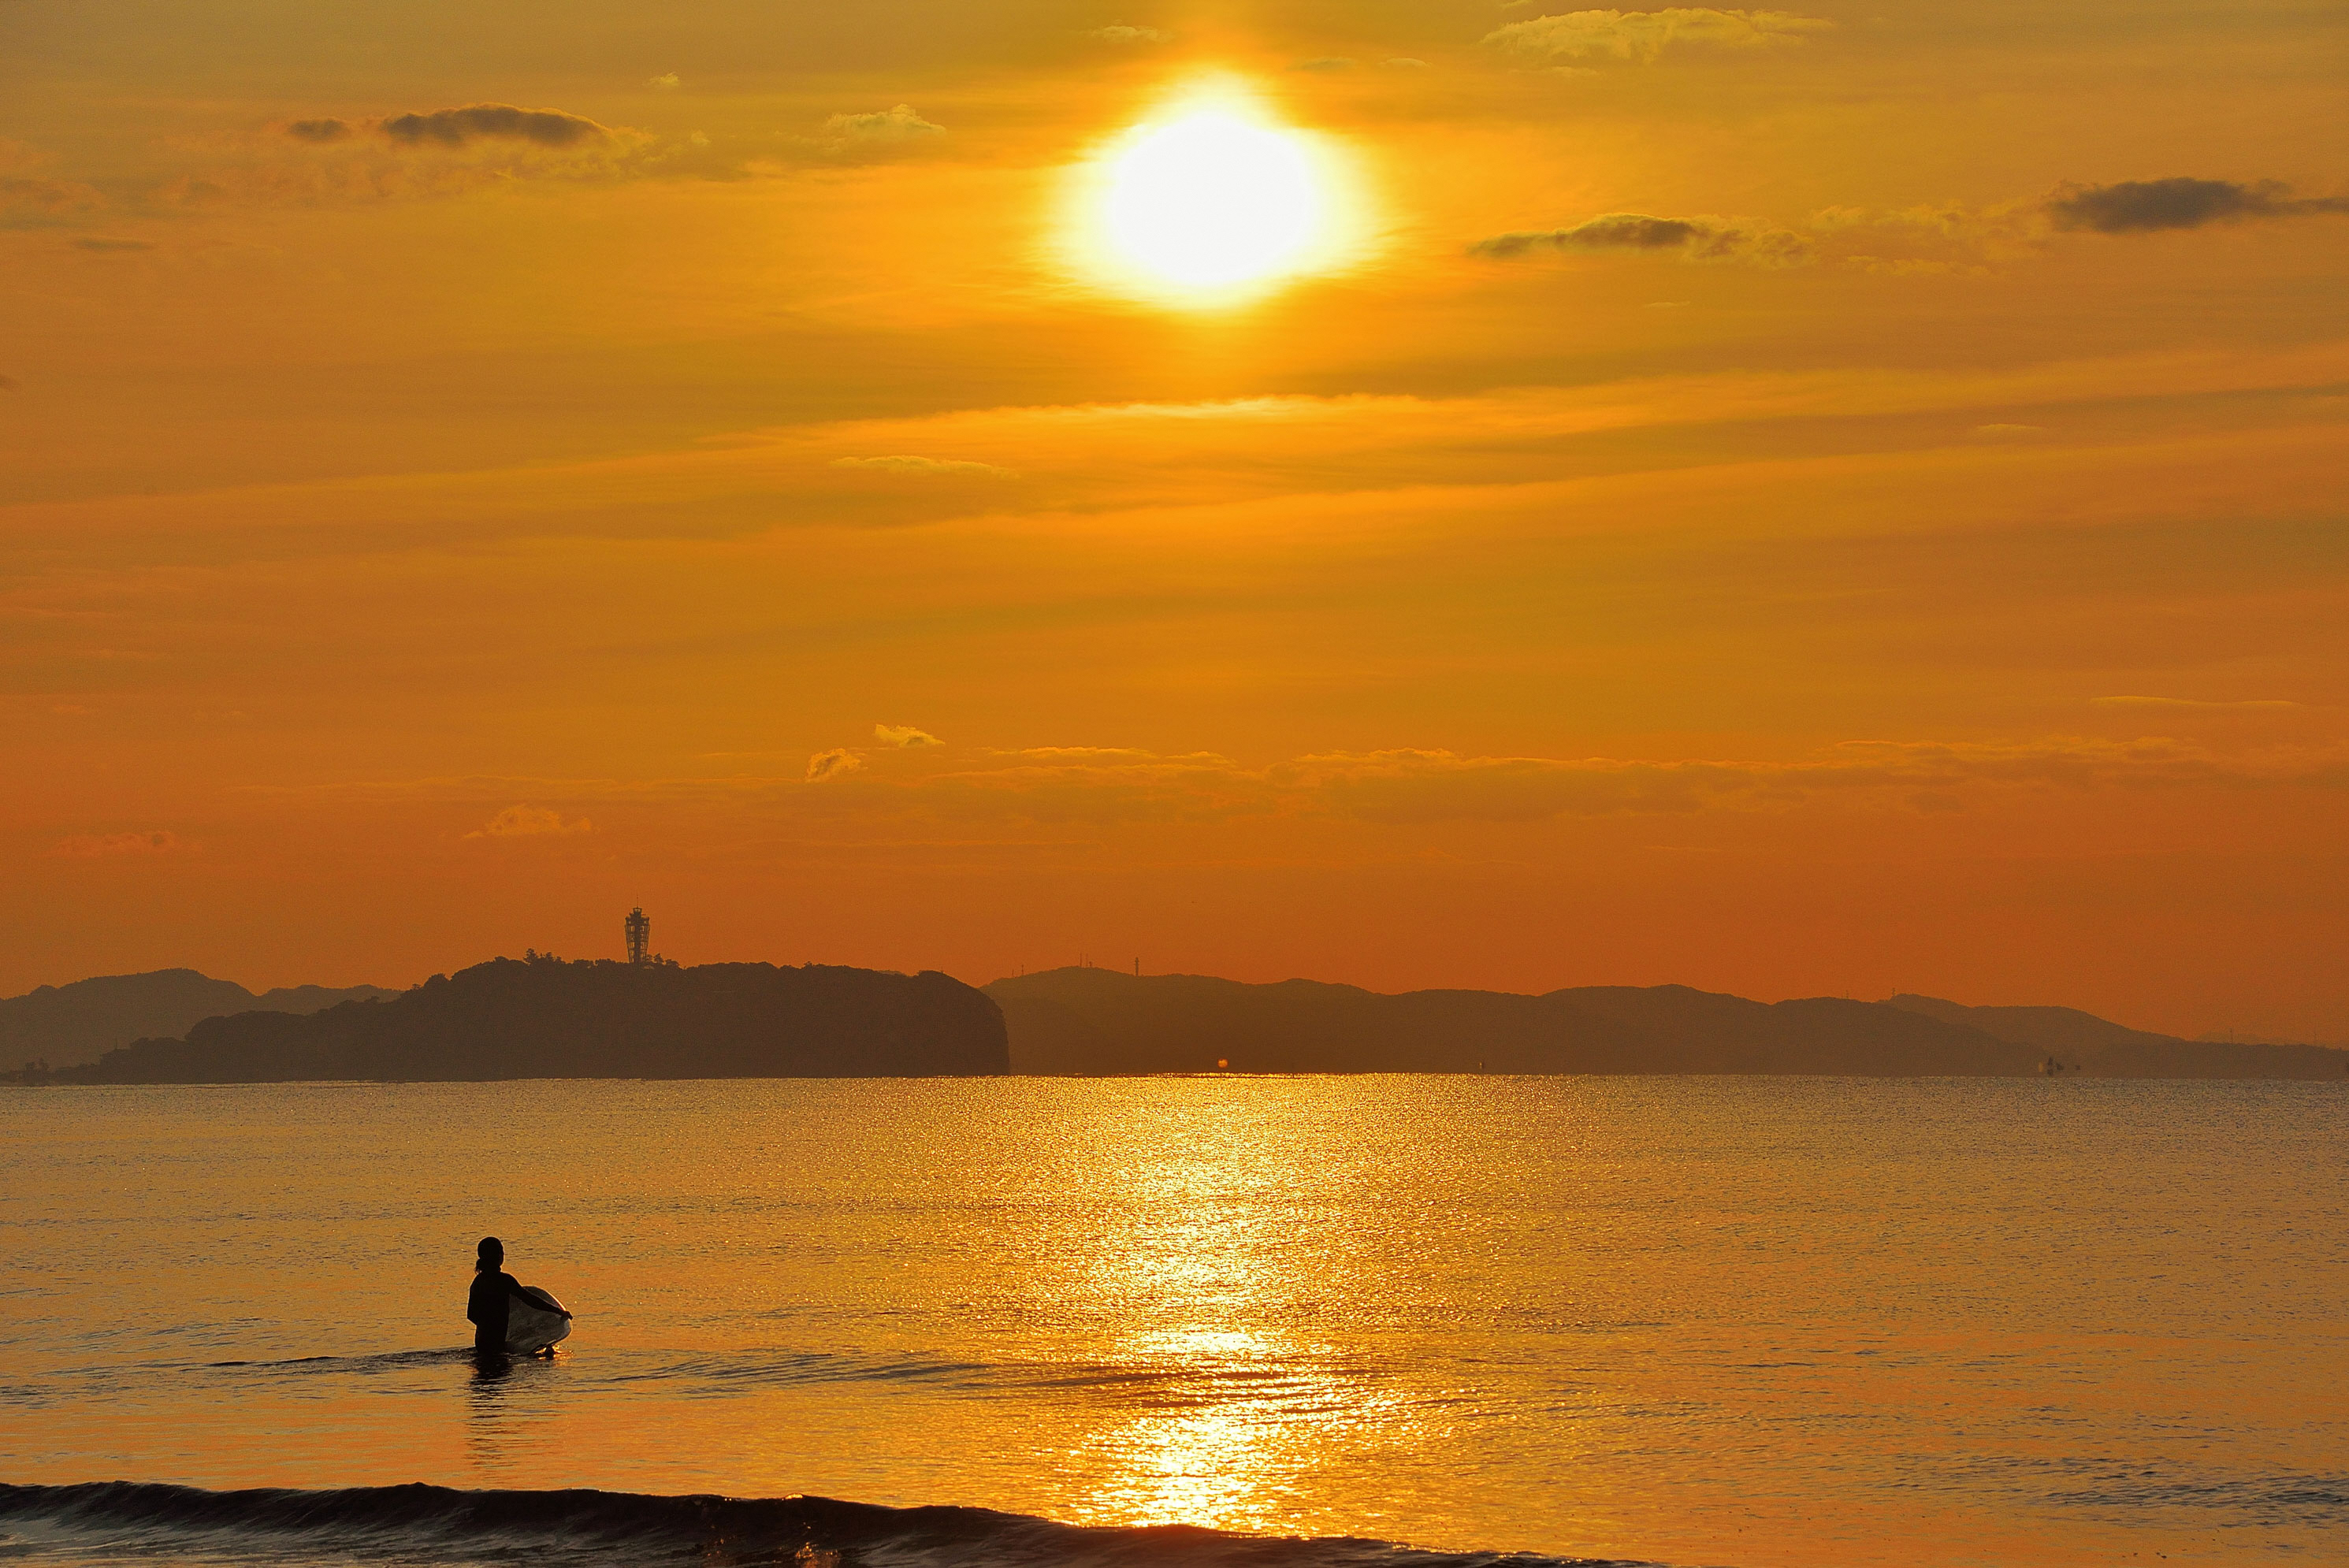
[2, 1076, 2343, 1566]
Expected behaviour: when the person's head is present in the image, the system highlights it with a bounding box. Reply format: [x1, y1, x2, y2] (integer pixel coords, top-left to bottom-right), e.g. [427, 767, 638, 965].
[475, 1235, 504, 1273]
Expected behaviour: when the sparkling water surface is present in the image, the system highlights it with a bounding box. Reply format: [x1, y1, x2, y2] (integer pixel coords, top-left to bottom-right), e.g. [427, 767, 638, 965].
[2, 1076, 2344, 1566]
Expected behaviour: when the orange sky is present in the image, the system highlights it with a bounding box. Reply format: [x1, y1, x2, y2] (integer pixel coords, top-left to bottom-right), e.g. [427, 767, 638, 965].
[3, 1, 2345, 1039]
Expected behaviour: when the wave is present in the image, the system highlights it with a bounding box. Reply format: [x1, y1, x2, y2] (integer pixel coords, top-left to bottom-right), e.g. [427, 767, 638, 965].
[199, 1348, 470, 1372]
[128, 1345, 1390, 1415]
[0, 1481, 1650, 1568]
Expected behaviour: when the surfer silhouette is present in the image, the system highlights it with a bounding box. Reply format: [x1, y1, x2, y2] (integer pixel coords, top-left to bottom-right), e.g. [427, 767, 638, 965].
[467, 1235, 570, 1357]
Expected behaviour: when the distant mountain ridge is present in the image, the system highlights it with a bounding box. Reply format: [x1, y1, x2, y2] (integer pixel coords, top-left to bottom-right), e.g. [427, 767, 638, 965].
[11, 961, 2337, 1085]
[41, 957, 1006, 1083]
[2, 969, 396, 1071]
[1879, 994, 2346, 1078]
[985, 968, 2347, 1079]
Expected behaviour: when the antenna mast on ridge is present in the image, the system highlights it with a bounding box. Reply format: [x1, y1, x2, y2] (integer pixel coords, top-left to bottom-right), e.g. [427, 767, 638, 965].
[625, 906, 651, 966]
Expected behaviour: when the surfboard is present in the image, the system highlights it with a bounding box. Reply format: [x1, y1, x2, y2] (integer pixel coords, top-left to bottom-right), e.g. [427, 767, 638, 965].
[504, 1285, 571, 1355]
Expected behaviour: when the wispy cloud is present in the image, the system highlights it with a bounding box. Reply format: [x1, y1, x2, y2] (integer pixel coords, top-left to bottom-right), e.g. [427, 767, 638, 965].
[1477, 176, 2342, 278]
[396, 105, 603, 147]
[816, 104, 943, 151]
[19, 339, 2340, 569]
[465, 804, 592, 838]
[2091, 696, 2300, 712]
[806, 748, 862, 782]
[2046, 176, 2349, 234]
[287, 104, 612, 150]
[158, 102, 653, 206]
[1484, 8, 1833, 65]
[230, 734, 2349, 836]
[831, 455, 1019, 478]
[51, 830, 192, 857]
[875, 724, 942, 748]
[852, 737, 2349, 827]
[0, 137, 106, 225]
[0, 165, 106, 225]
[1473, 212, 1812, 266]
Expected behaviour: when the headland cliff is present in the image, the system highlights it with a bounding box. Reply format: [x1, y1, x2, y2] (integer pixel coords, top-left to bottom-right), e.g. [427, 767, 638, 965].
[51, 957, 1007, 1083]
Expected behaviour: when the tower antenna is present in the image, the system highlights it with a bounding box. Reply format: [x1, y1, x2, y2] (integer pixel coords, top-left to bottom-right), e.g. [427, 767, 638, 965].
[625, 906, 650, 966]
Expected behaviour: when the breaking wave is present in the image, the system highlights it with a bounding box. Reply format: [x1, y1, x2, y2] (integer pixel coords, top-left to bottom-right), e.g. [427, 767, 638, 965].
[0, 1481, 1648, 1568]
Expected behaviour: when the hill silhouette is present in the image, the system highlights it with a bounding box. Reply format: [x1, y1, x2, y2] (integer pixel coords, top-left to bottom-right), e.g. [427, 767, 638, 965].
[47, 957, 1005, 1083]
[1880, 994, 2347, 1078]
[17, 960, 2334, 1086]
[2, 969, 396, 1072]
[986, 968, 2348, 1079]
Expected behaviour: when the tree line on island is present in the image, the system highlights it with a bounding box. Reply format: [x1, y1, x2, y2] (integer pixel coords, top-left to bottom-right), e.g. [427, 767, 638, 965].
[6, 957, 2343, 1084]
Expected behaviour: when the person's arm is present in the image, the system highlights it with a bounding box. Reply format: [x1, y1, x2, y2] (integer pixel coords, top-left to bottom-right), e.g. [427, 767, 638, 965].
[504, 1276, 574, 1317]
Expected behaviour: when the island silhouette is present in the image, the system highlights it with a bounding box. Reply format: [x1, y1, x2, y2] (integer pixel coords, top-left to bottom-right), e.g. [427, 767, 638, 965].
[36, 957, 1007, 1083]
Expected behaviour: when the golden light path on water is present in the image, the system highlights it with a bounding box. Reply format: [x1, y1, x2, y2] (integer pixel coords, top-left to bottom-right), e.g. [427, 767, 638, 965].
[1072, 80, 1362, 306]
[1054, 1093, 1436, 1533]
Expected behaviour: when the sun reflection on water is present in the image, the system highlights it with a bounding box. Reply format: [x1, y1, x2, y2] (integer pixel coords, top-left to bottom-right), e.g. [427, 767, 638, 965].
[1037, 1091, 1442, 1534]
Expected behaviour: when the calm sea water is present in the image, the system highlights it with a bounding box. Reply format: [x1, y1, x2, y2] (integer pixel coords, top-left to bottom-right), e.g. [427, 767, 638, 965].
[2, 1076, 2343, 1567]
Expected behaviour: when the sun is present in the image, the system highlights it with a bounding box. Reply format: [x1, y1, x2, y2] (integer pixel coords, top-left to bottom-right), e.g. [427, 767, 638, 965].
[1105, 109, 1320, 288]
[1074, 84, 1357, 305]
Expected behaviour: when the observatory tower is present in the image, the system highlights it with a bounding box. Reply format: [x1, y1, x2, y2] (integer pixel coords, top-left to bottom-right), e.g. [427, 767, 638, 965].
[624, 906, 651, 966]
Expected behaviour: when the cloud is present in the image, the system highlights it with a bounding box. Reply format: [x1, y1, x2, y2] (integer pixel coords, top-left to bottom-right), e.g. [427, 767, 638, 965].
[2044, 176, 2349, 234]
[1779, 198, 2051, 273]
[648, 72, 681, 90]
[0, 144, 104, 225]
[924, 736, 2347, 826]
[1972, 422, 2043, 437]
[761, 735, 2349, 830]
[1292, 57, 1358, 71]
[51, 830, 192, 857]
[47, 340, 2341, 563]
[1484, 8, 1833, 64]
[236, 734, 2349, 838]
[166, 105, 654, 204]
[2091, 696, 2301, 712]
[465, 804, 592, 838]
[0, 174, 105, 223]
[1086, 25, 1171, 43]
[1384, 58, 1429, 68]
[72, 237, 155, 252]
[831, 455, 1019, 478]
[915, 751, 1253, 826]
[875, 724, 942, 748]
[1477, 197, 2058, 274]
[1472, 212, 1813, 266]
[818, 104, 943, 148]
[1275, 739, 2349, 822]
[382, 104, 608, 148]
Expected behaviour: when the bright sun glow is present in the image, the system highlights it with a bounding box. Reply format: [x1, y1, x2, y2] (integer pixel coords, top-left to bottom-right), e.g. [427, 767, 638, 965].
[1078, 87, 1352, 303]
